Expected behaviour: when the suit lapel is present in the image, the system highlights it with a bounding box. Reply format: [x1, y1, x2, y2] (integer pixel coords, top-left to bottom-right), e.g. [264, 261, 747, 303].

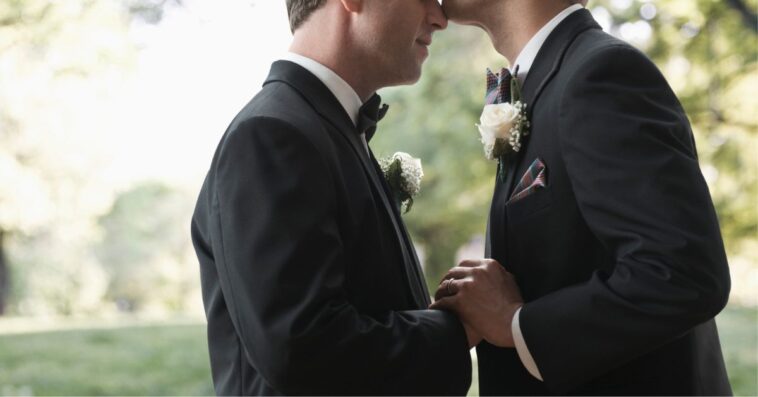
[264, 61, 429, 307]
[521, 9, 601, 110]
[368, 151, 432, 306]
[488, 10, 601, 265]
[503, 9, 601, 199]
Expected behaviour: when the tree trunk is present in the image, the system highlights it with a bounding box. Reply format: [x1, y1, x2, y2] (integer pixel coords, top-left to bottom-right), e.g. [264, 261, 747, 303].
[0, 230, 7, 315]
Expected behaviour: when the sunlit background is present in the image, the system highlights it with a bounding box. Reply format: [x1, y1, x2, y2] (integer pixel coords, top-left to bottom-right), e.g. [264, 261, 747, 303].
[0, 0, 756, 395]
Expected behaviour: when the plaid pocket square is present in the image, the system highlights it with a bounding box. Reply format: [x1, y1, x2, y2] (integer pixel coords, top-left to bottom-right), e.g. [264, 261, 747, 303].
[508, 158, 547, 204]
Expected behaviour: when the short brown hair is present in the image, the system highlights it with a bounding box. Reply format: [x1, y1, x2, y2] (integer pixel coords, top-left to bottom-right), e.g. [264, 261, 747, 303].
[286, 0, 327, 32]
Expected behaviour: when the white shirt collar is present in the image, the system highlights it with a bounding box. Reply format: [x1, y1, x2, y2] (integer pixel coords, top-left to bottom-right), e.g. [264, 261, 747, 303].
[282, 52, 363, 126]
[513, 4, 584, 81]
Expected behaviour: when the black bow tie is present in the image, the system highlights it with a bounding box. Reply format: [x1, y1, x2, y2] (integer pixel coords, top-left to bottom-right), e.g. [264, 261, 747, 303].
[357, 94, 389, 142]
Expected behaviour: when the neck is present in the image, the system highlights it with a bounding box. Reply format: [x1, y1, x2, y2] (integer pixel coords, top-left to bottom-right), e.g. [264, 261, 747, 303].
[480, 1, 571, 63]
[289, 22, 376, 102]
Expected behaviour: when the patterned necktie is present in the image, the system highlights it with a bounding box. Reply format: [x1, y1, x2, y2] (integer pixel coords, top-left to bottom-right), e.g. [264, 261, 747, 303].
[357, 93, 389, 142]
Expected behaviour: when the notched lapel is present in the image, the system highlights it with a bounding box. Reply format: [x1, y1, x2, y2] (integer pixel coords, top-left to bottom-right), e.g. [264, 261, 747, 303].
[521, 9, 601, 108]
[503, 10, 601, 199]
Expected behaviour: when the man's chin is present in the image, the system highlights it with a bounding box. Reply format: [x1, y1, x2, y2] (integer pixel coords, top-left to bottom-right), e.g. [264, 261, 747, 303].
[386, 59, 424, 85]
[405, 66, 424, 85]
[387, 68, 423, 88]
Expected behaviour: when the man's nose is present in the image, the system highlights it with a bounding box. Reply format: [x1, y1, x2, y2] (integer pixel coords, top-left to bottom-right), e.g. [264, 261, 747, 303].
[428, 0, 449, 31]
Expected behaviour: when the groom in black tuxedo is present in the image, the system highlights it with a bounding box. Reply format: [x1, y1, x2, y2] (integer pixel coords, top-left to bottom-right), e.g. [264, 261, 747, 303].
[191, 0, 476, 395]
[434, 0, 733, 395]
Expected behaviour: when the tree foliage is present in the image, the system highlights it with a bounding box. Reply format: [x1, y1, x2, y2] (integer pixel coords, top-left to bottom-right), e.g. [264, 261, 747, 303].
[0, 0, 184, 315]
[0, 0, 754, 313]
[96, 182, 197, 312]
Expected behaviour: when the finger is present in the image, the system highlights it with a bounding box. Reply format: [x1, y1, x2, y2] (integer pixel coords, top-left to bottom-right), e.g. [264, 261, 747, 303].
[437, 268, 461, 285]
[429, 295, 459, 311]
[433, 279, 451, 301]
[483, 258, 504, 270]
[458, 259, 485, 268]
[444, 266, 474, 281]
[447, 278, 462, 295]
[494, 266, 516, 283]
[434, 277, 464, 301]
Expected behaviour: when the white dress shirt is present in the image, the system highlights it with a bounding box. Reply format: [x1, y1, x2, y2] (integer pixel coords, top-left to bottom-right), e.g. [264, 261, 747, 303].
[509, 3, 584, 382]
[513, 4, 584, 82]
[281, 52, 370, 153]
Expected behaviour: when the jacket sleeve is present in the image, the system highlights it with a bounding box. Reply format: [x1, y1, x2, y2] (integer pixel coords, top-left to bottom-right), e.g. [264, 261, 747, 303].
[518, 45, 731, 392]
[209, 116, 471, 395]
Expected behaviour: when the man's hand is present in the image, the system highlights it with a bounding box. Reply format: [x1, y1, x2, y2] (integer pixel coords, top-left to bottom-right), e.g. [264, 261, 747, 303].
[430, 259, 524, 348]
[462, 320, 482, 348]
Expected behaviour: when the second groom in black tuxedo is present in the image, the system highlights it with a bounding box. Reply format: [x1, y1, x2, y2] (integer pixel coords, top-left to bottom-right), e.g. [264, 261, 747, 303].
[434, 0, 732, 395]
[191, 0, 477, 395]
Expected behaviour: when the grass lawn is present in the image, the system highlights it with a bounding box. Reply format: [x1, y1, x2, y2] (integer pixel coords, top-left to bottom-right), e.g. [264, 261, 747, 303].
[0, 306, 755, 396]
[0, 323, 214, 396]
[715, 305, 758, 396]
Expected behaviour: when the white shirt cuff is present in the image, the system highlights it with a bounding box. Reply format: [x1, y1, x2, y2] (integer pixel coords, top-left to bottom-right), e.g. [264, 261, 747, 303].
[512, 306, 544, 381]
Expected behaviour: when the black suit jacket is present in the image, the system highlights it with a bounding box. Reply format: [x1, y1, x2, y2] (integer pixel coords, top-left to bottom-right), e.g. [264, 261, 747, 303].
[480, 9, 732, 396]
[191, 61, 471, 396]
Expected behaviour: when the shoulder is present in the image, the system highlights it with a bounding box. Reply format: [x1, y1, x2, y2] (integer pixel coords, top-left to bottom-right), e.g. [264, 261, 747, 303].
[217, 81, 335, 161]
[230, 81, 321, 138]
[562, 29, 666, 90]
[566, 28, 647, 67]
[554, 30, 692, 148]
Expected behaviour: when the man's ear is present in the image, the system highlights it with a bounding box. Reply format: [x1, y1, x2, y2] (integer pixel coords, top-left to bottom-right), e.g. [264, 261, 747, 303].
[339, 0, 362, 13]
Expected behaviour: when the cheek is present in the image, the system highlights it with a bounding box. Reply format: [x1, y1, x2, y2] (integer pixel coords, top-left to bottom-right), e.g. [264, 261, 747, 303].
[378, 23, 416, 54]
[357, 24, 388, 53]
[363, 10, 422, 63]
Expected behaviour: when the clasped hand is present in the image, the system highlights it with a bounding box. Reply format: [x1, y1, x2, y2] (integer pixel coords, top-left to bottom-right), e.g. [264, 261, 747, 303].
[430, 259, 524, 349]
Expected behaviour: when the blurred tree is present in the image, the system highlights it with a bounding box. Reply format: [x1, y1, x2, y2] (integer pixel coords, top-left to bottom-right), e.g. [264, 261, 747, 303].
[0, 0, 754, 313]
[0, 231, 7, 314]
[0, 0, 178, 315]
[0, 0, 134, 315]
[123, 0, 183, 24]
[725, 0, 757, 32]
[96, 182, 197, 312]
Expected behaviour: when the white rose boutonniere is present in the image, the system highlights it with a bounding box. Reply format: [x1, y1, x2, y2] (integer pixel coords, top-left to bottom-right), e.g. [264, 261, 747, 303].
[379, 152, 423, 214]
[477, 102, 527, 160]
[478, 67, 530, 182]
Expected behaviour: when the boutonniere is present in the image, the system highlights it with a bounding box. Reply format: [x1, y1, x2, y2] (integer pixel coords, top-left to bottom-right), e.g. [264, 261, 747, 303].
[379, 152, 423, 214]
[476, 67, 530, 182]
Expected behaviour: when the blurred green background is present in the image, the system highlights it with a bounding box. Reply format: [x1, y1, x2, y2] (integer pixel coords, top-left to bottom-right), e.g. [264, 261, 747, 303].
[0, 0, 756, 395]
